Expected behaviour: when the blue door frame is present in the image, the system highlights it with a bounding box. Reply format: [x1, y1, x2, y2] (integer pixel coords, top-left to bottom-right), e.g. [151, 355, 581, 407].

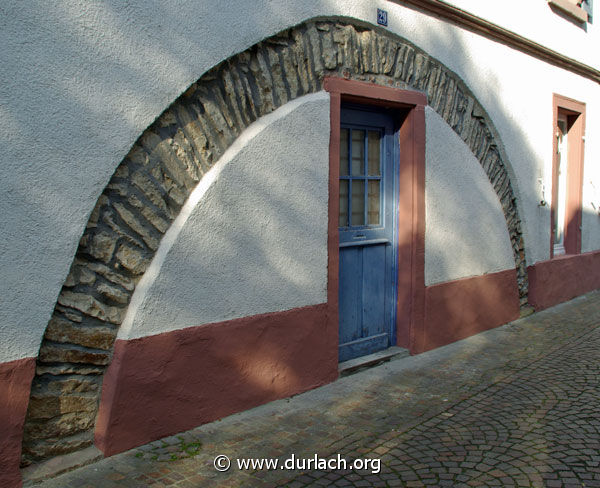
[338, 105, 398, 362]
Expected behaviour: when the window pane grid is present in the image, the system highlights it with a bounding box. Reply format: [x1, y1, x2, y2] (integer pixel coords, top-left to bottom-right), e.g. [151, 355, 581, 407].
[339, 127, 383, 229]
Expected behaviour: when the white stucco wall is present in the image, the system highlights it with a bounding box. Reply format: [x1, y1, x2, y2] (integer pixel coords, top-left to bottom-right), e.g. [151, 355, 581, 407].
[118, 93, 329, 340]
[425, 108, 515, 286]
[2, 0, 599, 362]
[444, 0, 599, 69]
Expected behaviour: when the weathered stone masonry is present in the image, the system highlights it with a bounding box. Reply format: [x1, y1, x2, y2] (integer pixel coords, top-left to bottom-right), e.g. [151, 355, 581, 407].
[21, 19, 528, 465]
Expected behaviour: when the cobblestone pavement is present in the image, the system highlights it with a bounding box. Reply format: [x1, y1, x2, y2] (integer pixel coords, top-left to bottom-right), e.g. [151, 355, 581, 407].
[33, 291, 600, 488]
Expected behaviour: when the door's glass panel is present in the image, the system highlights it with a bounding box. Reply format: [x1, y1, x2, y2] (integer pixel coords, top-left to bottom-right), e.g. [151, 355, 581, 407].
[351, 130, 365, 176]
[340, 128, 349, 176]
[368, 180, 380, 225]
[351, 180, 365, 226]
[368, 131, 381, 176]
[339, 180, 349, 227]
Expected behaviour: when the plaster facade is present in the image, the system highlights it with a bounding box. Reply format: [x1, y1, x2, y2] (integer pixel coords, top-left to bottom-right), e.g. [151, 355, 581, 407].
[19, 17, 527, 465]
[425, 107, 515, 286]
[119, 93, 330, 340]
[123, 100, 517, 340]
[1, 1, 599, 484]
[2, 0, 600, 364]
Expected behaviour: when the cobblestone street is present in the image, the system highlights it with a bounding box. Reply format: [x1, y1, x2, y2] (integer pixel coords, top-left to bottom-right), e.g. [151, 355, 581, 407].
[281, 325, 600, 487]
[32, 291, 600, 488]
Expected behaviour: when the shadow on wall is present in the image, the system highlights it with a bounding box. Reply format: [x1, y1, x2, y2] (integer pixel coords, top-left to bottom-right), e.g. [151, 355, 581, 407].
[528, 209, 600, 310]
[124, 114, 329, 333]
[11, 4, 600, 476]
[95, 304, 337, 455]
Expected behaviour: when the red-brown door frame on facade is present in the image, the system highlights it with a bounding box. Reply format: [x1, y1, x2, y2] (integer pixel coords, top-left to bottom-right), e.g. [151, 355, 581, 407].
[550, 94, 586, 258]
[323, 77, 427, 355]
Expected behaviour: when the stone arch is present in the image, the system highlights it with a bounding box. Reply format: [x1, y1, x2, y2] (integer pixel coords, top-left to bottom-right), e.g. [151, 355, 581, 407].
[21, 19, 528, 465]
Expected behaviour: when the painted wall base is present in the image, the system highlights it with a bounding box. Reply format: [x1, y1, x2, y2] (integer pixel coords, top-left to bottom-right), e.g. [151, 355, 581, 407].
[0, 357, 36, 488]
[528, 250, 600, 311]
[95, 304, 336, 456]
[419, 269, 520, 352]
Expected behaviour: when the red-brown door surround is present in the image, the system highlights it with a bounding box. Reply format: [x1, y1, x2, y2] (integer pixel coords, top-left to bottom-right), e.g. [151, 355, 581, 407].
[550, 94, 586, 258]
[323, 77, 427, 354]
[324, 78, 520, 355]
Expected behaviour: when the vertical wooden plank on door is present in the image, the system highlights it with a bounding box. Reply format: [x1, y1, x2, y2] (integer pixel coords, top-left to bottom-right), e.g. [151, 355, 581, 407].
[338, 106, 397, 361]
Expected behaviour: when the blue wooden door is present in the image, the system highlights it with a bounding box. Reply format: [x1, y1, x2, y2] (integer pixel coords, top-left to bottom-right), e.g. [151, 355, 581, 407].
[338, 107, 397, 362]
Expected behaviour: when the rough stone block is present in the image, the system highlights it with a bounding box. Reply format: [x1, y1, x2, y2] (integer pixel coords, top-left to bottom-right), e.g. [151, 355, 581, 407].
[26, 393, 98, 420]
[101, 207, 146, 250]
[85, 261, 135, 291]
[45, 315, 116, 350]
[113, 202, 159, 251]
[150, 165, 188, 206]
[22, 431, 94, 463]
[127, 195, 171, 234]
[45, 377, 101, 394]
[57, 291, 125, 325]
[38, 343, 111, 366]
[96, 282, 129, 305]
[36, 364, 105, 376]
[85, 195, 109, 230]
[115, 243, 150, 275]
[64, 265, 96, 288]
[131, 170, 173, 219]
[82, 231, 116, 263]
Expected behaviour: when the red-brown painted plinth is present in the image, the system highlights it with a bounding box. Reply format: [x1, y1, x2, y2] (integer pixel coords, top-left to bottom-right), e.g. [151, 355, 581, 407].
[95, 304, 336, 456]
[528, 250, 600, 311]
[420, 269, 520, 352]
[0, 357, 36, 488]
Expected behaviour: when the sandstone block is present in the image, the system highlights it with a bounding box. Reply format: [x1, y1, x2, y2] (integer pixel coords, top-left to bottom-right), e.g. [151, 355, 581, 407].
[125, 143, 151, 167]
[54, 306, 83, 322]
[45, 377, 101, 394]
[321, 30, 338, 70]
[45, 315, 116, 350]
[97, 282, 129, 305]
[113, 202, 159, 250]
[27, 392, 98, 420]
[36, 364, 105, 376]
[21, 431, 94, 463]
[23, 411, 95, 440]
[114, 164, 129, 178]
[128, 193, 170, 234]
[115, 243, 151, 275]
[150, 165, 188, 206]
[85, 195, 109, 230]
[142, 130, 197, 191]
[83, 231, 116, 263]
[57, 291, 125, 325]
[174, 103, 214, 172]
[84, 261, 134, 291]
[131, 170, 173, 218]
[39, 343, 111, 366]
[64, 265, 96, 288]
[102, 208, 146, 250]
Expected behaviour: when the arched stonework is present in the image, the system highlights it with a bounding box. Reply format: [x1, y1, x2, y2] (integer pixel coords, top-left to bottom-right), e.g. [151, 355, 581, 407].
[22, 19, 527, 465]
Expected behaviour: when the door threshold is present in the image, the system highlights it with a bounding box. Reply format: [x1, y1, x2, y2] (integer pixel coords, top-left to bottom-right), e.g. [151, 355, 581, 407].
[339, 346, 410, 376]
